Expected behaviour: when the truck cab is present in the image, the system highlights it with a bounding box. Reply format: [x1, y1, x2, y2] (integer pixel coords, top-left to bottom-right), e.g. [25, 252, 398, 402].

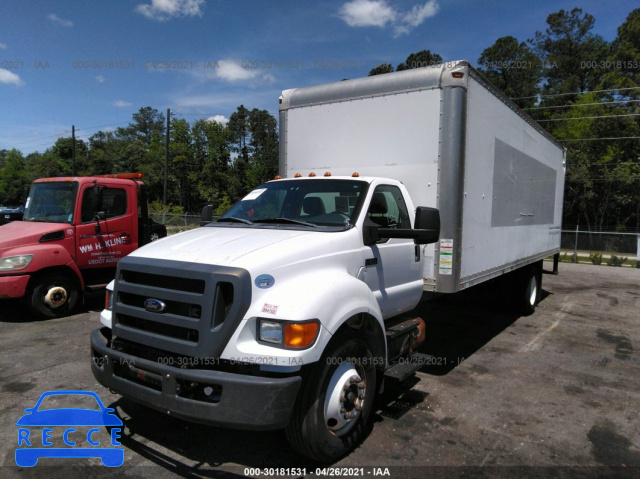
[92, 174, 439, 462]
[0, 173, 153, 318]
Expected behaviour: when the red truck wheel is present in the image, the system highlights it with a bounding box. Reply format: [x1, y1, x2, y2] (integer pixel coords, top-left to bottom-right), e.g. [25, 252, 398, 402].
[27, 272, 80, 319]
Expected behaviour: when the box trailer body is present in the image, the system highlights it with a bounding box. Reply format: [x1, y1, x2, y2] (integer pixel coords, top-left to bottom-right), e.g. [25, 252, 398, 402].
[279, 60, 565, 294]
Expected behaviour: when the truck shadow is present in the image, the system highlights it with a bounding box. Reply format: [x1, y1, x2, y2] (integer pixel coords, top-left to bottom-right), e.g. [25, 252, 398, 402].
[110, 397, 321, 474]
[414, 282, 551, 376]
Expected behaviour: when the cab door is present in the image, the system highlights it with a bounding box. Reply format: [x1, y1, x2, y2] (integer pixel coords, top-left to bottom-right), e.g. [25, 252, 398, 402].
[361, 185, 423, 318]
[75, 182, 138, 270]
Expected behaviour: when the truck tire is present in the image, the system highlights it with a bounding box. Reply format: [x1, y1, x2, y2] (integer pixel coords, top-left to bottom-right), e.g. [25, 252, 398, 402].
[516, 263, 541, 316]
[27, 271, 80, 319]
[285, 333, 377, 462]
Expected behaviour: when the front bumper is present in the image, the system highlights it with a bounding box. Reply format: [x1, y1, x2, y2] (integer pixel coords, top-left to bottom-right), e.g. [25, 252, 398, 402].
[0, 274, 30, 299]
[90, 328, 301, 430]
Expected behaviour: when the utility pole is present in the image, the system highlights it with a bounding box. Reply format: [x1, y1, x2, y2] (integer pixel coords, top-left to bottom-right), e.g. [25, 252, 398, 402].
[72, 125, 76, 176]
[164, 109, 170, 205]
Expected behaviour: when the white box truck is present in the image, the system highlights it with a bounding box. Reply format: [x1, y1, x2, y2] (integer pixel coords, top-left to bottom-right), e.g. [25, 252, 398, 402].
[91, 61, 565, 461]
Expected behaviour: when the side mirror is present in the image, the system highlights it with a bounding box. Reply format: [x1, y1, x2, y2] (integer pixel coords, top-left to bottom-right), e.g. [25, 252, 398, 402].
[413, 207, 440, 244]
[200, 205, 214, 226]
[362, 207, 440, 246]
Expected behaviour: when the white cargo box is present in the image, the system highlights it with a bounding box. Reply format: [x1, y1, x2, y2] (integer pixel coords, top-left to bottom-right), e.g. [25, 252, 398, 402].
[279, 60, 565, 294]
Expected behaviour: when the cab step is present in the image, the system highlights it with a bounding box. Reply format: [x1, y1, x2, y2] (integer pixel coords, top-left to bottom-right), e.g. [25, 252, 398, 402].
[384, 353, 435, 382]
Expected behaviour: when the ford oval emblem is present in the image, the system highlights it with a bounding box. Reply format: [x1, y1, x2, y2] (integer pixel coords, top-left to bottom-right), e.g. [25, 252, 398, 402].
[144, 298, 166, 313]
[254, 274, 275, 289]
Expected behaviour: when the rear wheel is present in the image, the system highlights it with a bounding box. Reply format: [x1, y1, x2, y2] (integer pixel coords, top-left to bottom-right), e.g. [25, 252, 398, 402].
[28, 271, 80, 318]
[286, 333, 376, 462]
[516, 263, 541, 316]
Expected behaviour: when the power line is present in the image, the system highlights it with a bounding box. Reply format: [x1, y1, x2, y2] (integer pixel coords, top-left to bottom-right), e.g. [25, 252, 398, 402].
[512, 86, 640, 100]
[537, 113, 640, 122]
[524, 99, 640, 110]
[558, 136, 640, 142]
[3, 131, 71, 148]
[75, 121, 130, 132]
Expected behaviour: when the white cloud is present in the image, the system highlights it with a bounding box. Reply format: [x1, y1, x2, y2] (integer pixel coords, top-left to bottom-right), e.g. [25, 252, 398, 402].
[0, 43, 7, 50]
[95, 75, 105, 83]
[136, 0, 205, 21]
[216, 60, 259, 82]
[113, 100, 132, 107]
[0, 68, 24, 86]
[338, 0, 396, 27]
[338, 0, 439, 36]
[48, 13, 74, 27]
[207, 115, 229, 126]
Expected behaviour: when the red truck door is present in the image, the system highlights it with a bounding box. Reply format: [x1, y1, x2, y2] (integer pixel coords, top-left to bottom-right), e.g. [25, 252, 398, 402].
[75, 182, 138, 269]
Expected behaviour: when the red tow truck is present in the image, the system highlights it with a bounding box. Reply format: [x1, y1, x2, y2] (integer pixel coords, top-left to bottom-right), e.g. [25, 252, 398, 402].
[0, 173, 163, 318]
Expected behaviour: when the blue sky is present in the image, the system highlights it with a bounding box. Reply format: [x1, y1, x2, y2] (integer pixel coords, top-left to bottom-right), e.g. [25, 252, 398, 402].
[0, 0, 636, 155]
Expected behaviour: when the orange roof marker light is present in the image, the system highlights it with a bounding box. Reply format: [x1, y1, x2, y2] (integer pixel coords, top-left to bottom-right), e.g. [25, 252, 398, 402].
[96, 172, 144, 179]
[294, 173, 302, 178]
[352, 172, 360, 177]
[308, 172, 316, 177]
[452, 72, 465, 79]
[324, 172, 332, 177]
[274, 175, 282, 180]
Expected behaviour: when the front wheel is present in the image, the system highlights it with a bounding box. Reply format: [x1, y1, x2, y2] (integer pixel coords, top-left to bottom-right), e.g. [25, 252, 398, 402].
[286, 334, 376, 462]
[27, 271, 80, 319]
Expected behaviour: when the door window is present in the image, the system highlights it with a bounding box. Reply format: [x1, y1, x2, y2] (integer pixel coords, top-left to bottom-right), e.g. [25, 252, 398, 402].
[366, 185, 411, 230]
[81, 187, 127, 223]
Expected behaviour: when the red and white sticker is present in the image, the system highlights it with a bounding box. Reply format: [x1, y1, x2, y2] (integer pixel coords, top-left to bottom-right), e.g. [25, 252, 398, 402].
[261, 303, 278, 315]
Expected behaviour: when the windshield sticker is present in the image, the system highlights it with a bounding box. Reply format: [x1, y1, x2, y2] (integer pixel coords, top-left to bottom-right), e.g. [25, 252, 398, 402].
[254, 274, 275, 289]
[261, 303, 278, 315]
[242, 188, 267, 201]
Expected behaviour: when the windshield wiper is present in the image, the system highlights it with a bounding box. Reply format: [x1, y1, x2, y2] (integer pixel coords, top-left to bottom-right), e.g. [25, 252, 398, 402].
[217, 217, 253, 225]
[252, 218, 319, 228]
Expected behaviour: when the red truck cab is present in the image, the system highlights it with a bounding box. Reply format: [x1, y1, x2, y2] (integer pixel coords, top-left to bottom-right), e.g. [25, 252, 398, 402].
[0, 173, 152, 318]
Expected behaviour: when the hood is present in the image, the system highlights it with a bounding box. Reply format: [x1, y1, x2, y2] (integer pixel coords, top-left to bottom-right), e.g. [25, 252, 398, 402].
[130, 225, 351, 273]
[0, 221, 70, 253]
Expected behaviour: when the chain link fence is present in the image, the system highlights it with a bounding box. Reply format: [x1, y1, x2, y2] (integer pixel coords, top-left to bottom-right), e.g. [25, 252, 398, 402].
[561, 229, 639, 267]
[149, 213, 207, 233]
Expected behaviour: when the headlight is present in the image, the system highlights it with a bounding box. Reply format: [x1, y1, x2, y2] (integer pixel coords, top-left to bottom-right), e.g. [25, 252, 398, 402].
[0, 255, 34, 272]
[258, 319, 319, 349]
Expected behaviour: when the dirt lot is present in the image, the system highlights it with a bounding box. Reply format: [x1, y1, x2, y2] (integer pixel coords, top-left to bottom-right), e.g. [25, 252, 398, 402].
[0, 262, 638, 478]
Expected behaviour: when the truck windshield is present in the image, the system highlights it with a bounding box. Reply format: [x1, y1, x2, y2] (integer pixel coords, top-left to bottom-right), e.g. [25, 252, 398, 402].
[23, 182, 79, 224]
[220, 179, 367, 229]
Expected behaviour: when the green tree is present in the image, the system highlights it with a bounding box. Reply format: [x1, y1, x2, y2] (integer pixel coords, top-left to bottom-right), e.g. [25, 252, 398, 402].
[602, 9, 640, 97]
[478, 36, 542, 109]
[192, 118, 230, 210]
[0, 149, 28, 205]
[248, 108, 279, 186]
[552, 93, 640, 230]
[115, 107, 166, 202]
[529, 8, 609, 104]
[396, 50, 442, 71]
[227, 106, 252, 202]
[368, 63, 394, 76]
[87, 131, 118, 175]
[169, 118, 198, 211]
